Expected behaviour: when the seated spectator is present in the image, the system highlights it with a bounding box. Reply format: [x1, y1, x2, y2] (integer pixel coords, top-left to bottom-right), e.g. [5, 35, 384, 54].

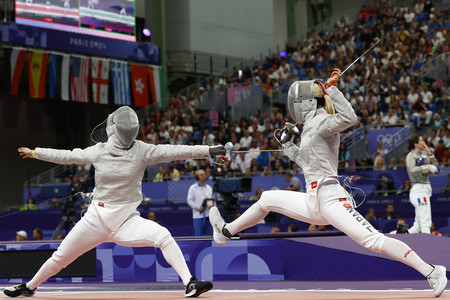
[365, 208, 376, 221]
[387, 157, 399, 170]
[20, 197, 38, 211]
[288, 224, 299, 232]
[15, 230, 27, 241]
[167, 165, 180, 181]
[199, 111, 212, 133]
[375, 174, 395, 196]
[202, 129, 215, 146]
[308, 224, 317, 232]
[317, 225, 328, 231]
[284, 172, 301, 192]
[434, 139, 446, 163]
[256, 143, 272, 168]
[430, 223, 442, 236]
[373, 156, 386, 171]
[248, 140, 260, 160]
[397, 180, 412, 195]
[389, 218, 409, 234]
[76, 164, 90, 182]
[158, 125, 170, 143]
[64, 164, 77, 182]
[56, 233, 66, 240]
[270, 226, 281, 233]
[147, 211, 164, 226]
[153, 166, 166, 182]
[232, 149, 251, 175]
[33, 228, 43, 240]
[382, 108, 399, 125]
[380, 203, 399, 220]
[250, 188, 264, 201]
[239, 129, 252, 149]
[50, 197, 61, 209]
[412, 97, 433, 128]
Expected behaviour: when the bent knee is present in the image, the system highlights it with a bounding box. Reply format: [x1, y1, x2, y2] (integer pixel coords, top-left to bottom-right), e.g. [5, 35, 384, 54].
[258, 191, 280, 212]
[360, 233, 386, 253]
[154, 227, 172, 249]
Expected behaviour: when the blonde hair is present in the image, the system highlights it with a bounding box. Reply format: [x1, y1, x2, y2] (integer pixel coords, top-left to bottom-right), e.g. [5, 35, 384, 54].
[313, 83, 335, 114]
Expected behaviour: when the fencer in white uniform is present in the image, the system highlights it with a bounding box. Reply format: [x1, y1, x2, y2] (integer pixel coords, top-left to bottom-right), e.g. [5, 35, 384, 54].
[210, 69, 447, 297]
[405, 135, 439, 234]
[5, 106, 225, 298]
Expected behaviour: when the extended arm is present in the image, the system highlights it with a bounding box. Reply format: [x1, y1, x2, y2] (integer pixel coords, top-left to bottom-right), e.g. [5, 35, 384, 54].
[18, 146, 98, 165]
[143, 144, 225, 165]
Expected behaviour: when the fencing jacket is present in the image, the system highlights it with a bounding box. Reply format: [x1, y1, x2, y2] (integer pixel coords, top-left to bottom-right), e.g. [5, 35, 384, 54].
[283, 86, 357, 211]
[35, 136, 210, 232]
[405, 149, 438, 185]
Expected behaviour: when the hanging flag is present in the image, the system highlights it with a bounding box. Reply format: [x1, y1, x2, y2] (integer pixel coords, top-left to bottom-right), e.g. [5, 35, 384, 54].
[10, 48, 28, 96]
[148, 65, 165, 107]
[28, 51, 49, 98]
[48, 53, 70, 101]
[130, 63, 149, 107]
[61, 54, 70, 101]
[48, 53, 57, 99]
[91, 57, 110, 104]
[111, 60, 131, 105]
[70, 56, 90, 103]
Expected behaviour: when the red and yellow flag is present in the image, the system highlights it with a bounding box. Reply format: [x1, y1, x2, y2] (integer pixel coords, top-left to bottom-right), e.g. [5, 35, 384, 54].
[28, 51, 49, 98]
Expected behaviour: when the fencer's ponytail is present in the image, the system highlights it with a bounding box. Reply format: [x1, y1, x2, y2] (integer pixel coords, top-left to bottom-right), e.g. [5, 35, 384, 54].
[313, 83, 335, 115]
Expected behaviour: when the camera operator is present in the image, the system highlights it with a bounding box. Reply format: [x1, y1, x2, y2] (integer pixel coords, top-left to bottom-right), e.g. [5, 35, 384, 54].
[187, 169, 214, 236]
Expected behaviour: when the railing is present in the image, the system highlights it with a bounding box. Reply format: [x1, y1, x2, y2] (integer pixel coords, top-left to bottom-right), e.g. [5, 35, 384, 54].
[383, 124, 414, 164]
[420, 52, 450, 83]
[342, 126, 366, 163]
[24, 165, 66, 188]
[167, 49, 250, 76]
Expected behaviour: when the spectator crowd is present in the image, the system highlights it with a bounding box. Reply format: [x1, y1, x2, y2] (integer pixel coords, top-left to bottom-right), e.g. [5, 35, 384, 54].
[135, 0, 449, 181]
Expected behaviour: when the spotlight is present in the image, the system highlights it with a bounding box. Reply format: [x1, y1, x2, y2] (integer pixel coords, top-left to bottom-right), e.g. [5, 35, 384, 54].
[142, 28, 151, 37]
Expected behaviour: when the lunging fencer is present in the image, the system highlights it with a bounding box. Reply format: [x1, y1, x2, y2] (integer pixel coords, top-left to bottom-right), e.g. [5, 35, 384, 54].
[210, 69, 448, 297]
[406, 135, 439, 234]
[5, 106, 227, 298]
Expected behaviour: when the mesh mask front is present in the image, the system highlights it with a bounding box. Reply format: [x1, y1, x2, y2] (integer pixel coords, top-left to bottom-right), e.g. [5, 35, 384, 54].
[287, 80, 317, 125]
[108, 106, 139, 147]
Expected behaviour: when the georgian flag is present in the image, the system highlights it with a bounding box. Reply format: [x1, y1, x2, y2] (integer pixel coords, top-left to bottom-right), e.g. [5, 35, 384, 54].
[91, 58, 110, 104]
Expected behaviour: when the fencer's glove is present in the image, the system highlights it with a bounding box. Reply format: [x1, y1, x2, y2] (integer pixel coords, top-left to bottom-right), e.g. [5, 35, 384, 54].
[209, 145, 227, 157]
[429, 165, 439, 175]
[280, 122, 300, 144]
[280, 130, 293, 144]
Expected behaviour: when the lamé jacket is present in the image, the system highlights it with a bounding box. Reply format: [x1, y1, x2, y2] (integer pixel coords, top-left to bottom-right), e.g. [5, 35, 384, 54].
[283, 86, 358, 211]
[34, 134, 210, 232]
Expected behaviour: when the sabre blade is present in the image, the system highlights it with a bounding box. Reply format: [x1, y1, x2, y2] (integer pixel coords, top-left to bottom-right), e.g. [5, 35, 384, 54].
[341, 38, 381, 75]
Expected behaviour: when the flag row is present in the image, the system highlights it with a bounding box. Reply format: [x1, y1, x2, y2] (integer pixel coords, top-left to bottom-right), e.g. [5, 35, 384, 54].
[10, 47, 165, 107]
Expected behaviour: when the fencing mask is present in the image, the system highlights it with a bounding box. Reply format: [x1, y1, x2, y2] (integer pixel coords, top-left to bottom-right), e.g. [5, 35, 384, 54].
[106, 106, 139, 147]
[287, 80, 329, 125]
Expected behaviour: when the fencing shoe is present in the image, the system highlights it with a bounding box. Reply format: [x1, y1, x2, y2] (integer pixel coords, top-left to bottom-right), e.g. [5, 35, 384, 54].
[209, 206, 230, 246]
[4, 283, 36, 297]
[184, 276, 213, 297]
[427, 265, 447, 297]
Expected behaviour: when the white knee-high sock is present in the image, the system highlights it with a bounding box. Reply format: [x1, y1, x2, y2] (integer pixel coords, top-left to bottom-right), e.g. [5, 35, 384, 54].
[27, 258, 62, 290]
[381, 237, 434, 277]
[226, 201, 267, 235]
[160, 237, 192, 285]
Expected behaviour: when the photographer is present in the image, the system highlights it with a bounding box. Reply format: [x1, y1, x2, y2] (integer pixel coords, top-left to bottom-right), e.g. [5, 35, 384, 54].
[187, 169, 214, 236]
